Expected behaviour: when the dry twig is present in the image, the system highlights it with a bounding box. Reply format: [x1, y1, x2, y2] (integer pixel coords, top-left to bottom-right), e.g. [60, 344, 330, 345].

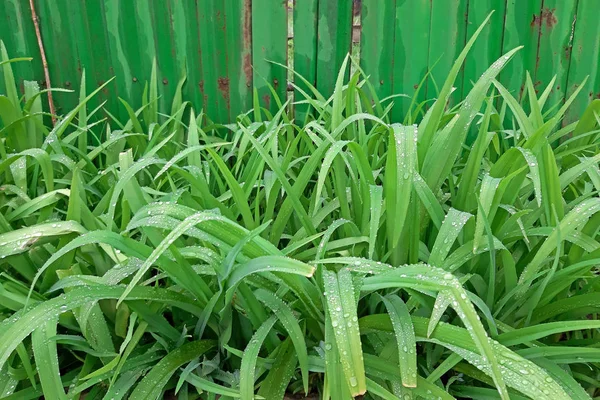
[28, 0, 56, 125]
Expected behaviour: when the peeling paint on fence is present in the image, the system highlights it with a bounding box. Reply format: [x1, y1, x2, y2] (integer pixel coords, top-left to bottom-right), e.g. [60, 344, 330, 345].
[0, 0, 599, 123]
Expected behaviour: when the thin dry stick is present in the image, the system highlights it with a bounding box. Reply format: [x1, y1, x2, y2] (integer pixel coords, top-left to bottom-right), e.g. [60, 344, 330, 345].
[28, 0, 56, 125]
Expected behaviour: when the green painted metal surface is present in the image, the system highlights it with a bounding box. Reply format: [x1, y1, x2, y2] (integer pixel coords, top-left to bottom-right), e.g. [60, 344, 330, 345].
[427, 0, 468, 107]
[293, 0, 318, 120]
[0, 0, 41, 94]
[535, 0, 578, 107]
[253, 0, 287, 113]
[391, 0, 431, 121]
[360, 0, 395, 102]
[1, 0, 600, 124]
[499, 0, 543, 100]
[463, 0, 507, 97]
[316, 0, 353, 97]
[565, 0, 600, 122]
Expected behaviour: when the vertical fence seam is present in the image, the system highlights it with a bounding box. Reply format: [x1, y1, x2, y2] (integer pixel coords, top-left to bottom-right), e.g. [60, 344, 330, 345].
[498, 0, 509, 59]
[390, 0, 397, 99]
[313, 0, 320, 92]
[562, 0, 580, 109]
[459, 0, 471, 100]
[495, 0, 510, 110]
[424, 0, 434, 100]
[530, 0, 545, 100]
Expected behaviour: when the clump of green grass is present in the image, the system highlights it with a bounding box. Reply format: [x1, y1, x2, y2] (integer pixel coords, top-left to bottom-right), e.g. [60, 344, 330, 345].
[1, 15, 600, 400]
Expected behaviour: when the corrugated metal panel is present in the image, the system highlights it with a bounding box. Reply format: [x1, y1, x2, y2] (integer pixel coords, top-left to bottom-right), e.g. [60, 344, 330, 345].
[389, 0, 431, 121]
[0, 0, 42, 95]
[253, 0, 287, 113]
[316, 0, 353, 97]
[565, 0, 600, 122]
[498, 0, 543, 99]
[535, 1, 578, 107]
[427, 0, 468, 107]
[293, 0, 318, 121]
[1, 0, 599, 123]
[360, 0, 395, 101]
[463, 0, 507, 97]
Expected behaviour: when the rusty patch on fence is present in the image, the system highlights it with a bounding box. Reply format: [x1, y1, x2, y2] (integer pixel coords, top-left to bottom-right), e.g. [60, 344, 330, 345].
[98, 80, 109, 95]
[532, 8, 557, 29]
[531, 13, 541, 28]
[518, 83, 526, 100]
[217, 77, 230, 104]
[243, 0, 252, 85]
[244, 54, 252, 85]
[166, 1, 176, 58]
[263, 94, 271, 109]
[565, 45, 572, 59]
[199, 81, 208, 106]
[542, 8, 557, 28]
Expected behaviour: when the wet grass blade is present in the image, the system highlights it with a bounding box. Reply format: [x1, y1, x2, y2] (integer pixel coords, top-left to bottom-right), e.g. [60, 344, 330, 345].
[1, 24, 598, 399]
[129, 340, 215, 400]
[239, 316, 277, 400]
[32, 319, 66, 400]
[323, 269, 366, 396]
[380, 294, 417, 388]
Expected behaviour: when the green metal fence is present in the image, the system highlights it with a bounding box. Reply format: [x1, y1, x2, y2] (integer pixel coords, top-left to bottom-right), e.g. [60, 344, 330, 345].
[1, 0, 599, 124]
